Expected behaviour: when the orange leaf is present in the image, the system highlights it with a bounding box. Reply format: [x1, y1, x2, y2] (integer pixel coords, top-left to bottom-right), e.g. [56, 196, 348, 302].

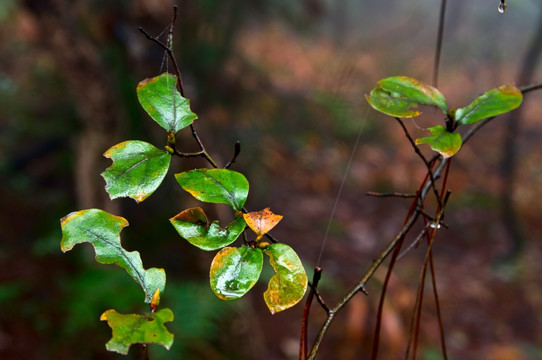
[243, 208, 283, 239]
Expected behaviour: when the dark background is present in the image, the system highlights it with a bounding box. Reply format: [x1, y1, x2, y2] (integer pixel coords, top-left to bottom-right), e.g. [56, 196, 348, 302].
[1, 0, 542, 359]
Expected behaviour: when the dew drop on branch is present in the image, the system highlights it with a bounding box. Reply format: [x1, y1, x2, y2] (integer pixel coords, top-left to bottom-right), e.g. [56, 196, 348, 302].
[498, 0, 507, 13]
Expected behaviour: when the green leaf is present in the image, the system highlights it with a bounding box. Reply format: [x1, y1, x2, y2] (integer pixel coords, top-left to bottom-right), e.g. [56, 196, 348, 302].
[100, 308, 174, 355]
[175, 169, 249, 211]
[102, 141, 171, 203]
[263, 243, 308, 314]
[366, 76, 447, 117]
[209, 246, 263, 301]
[415, 125, 462, 158]
[170, 207, 246, 251]
[60, 209, 166, 303]
[455, 85, 523, 125]
[137, 73, 197, 133]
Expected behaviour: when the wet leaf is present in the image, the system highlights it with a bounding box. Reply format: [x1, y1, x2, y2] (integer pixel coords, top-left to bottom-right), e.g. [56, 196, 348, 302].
[102, 141, 171, 203]
[175, 169, 249, 211]
[366, 76, 447, 117]
[366, 87, 421, 118]
[137, 73, 197, 133]
[209, 246, 263, 301]
[60, 209, 166, 303]
[415, 125, 462, 158]
[170, 207, 246, 251]
[455, 85, 522, 125]
[243, 208, 283, 240]
[100, 308, 174, 355]
[263, 243, 308, 314]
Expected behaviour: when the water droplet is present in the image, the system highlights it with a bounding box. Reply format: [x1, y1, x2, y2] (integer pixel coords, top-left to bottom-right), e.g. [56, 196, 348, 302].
[498, 1, 507, 13]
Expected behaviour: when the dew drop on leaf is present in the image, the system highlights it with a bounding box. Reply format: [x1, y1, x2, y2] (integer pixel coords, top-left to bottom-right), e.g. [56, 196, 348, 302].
[498, 1, 506, 13]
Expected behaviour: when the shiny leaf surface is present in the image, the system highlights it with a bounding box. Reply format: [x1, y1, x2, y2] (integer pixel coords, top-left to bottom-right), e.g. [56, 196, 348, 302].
[415, 125, 462, 158]
[455, 85, 522, 125]
[102, 141, 171, 203]
[263, 243, 308, 314]
[60, 209, 166, 303]
[175, 169, 249, 211]
[243, 208, 283, 240]
[100, 308, 174, 354]
[137, 73, 197, 133]
[209, 246, 263, 301]
[366, 76, 447, 117]
[170, 207, 246, 251]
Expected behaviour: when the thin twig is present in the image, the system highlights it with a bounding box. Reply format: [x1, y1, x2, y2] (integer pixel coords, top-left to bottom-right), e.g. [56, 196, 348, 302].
[433, 0, 447, 87]
[395, 117, 442, 208]
[300, 268, 323, 360]
[366, 191, 417, 198]
[405, 191, 451, 360]
[139, 6, 219, 169]
[397, 226, 429, 261]
[430, 251, 449, 359]
[225, 141, 241, 169]
[307, 210, 421, 359]
[309, 282, 332, 314]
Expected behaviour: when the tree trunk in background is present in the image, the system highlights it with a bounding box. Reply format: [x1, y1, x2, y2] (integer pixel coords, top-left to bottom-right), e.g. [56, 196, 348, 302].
[24, 0, 122, 214]
[499, 7, 542, 260]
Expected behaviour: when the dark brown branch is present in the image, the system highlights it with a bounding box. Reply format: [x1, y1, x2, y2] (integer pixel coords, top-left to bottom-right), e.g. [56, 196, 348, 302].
[433, 0, 447, 87]
[300, 267, 323, 360]
[307, 210, 421, 359]
[225, 141, 241, 169]
[395, 117, 443, 208]
[366, 191, 417, 198]
[309, 282, 332, 313]
[405, 191, 451, 359]
[430, 251, 449, 359]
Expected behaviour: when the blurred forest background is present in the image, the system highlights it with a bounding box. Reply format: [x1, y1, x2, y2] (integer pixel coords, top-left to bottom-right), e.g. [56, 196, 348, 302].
[1, 0, 542, 359]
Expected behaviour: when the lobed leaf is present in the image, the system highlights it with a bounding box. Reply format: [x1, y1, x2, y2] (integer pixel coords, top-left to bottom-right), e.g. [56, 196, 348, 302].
[102, 141, 171, 203]
[243, 208, 283, 240]
[455, 85, 523, 125]
[137, 73, 197, 133]
[100, 308, 174, 355]
[366, 76, 447, 118]
[415, 125, 462, 158]
[170, 207, 246, 251]
[175, 169, 249, 211]
[60, 209, 166, 303]
[209, 246, 263, 301]
[263, 243, 308, 314]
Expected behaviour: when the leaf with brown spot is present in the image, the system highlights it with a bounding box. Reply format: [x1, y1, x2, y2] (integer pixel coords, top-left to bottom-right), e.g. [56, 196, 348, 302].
[263, 243, 307, 314]
[243, 208, 283, 240]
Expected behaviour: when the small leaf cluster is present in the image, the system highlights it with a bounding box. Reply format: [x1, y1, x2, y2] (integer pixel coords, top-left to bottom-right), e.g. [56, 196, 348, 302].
[366, 76, 523, 157]
[60, 73, 307, 354]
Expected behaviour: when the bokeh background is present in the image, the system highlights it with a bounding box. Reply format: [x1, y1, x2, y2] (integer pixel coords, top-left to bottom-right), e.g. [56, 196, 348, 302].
[1, 0, 542, 359]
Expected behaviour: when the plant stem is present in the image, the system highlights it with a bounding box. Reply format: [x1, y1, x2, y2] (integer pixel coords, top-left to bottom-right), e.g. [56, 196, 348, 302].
[433, 0, 447, 87]
[139, 6, 219, 169]
[307, 210, 420, 359]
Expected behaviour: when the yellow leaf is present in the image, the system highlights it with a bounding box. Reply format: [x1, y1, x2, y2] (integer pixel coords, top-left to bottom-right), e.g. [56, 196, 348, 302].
[243, 208, 283, 239]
